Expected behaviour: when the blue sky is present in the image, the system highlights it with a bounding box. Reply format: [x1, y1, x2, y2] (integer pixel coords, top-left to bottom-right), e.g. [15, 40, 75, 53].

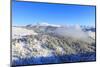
[12, 1, 96, 26]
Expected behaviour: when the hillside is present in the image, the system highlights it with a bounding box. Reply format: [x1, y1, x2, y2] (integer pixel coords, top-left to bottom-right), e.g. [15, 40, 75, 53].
[12, 24, 96, 65]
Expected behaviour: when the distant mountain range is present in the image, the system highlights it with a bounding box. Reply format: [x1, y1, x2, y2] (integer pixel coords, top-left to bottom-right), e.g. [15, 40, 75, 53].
[12, 23, 96, 65]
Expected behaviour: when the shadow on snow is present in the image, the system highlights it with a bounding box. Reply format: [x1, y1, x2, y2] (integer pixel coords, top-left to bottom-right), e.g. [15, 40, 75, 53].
[12, 52, 96, 66]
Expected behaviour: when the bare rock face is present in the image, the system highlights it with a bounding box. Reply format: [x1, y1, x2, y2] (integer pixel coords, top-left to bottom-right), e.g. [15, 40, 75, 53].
[12, 25, 96, 61]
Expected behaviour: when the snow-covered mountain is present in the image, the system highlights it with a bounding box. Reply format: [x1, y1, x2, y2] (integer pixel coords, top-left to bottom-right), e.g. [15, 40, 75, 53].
[12, 23, 96, 63]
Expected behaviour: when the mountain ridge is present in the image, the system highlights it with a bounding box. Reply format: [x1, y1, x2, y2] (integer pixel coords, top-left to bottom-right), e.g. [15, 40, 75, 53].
[12, 24, 96, 62]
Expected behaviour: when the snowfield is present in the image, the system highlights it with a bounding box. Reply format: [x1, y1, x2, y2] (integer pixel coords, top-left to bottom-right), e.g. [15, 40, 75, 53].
[12, 27, 37, 39]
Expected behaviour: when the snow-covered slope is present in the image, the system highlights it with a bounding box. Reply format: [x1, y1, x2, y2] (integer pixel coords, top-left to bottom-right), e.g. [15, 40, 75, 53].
[38, 22, 61, 27]
[12, 25, 96, 61]
[12, 27, 37, 39]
